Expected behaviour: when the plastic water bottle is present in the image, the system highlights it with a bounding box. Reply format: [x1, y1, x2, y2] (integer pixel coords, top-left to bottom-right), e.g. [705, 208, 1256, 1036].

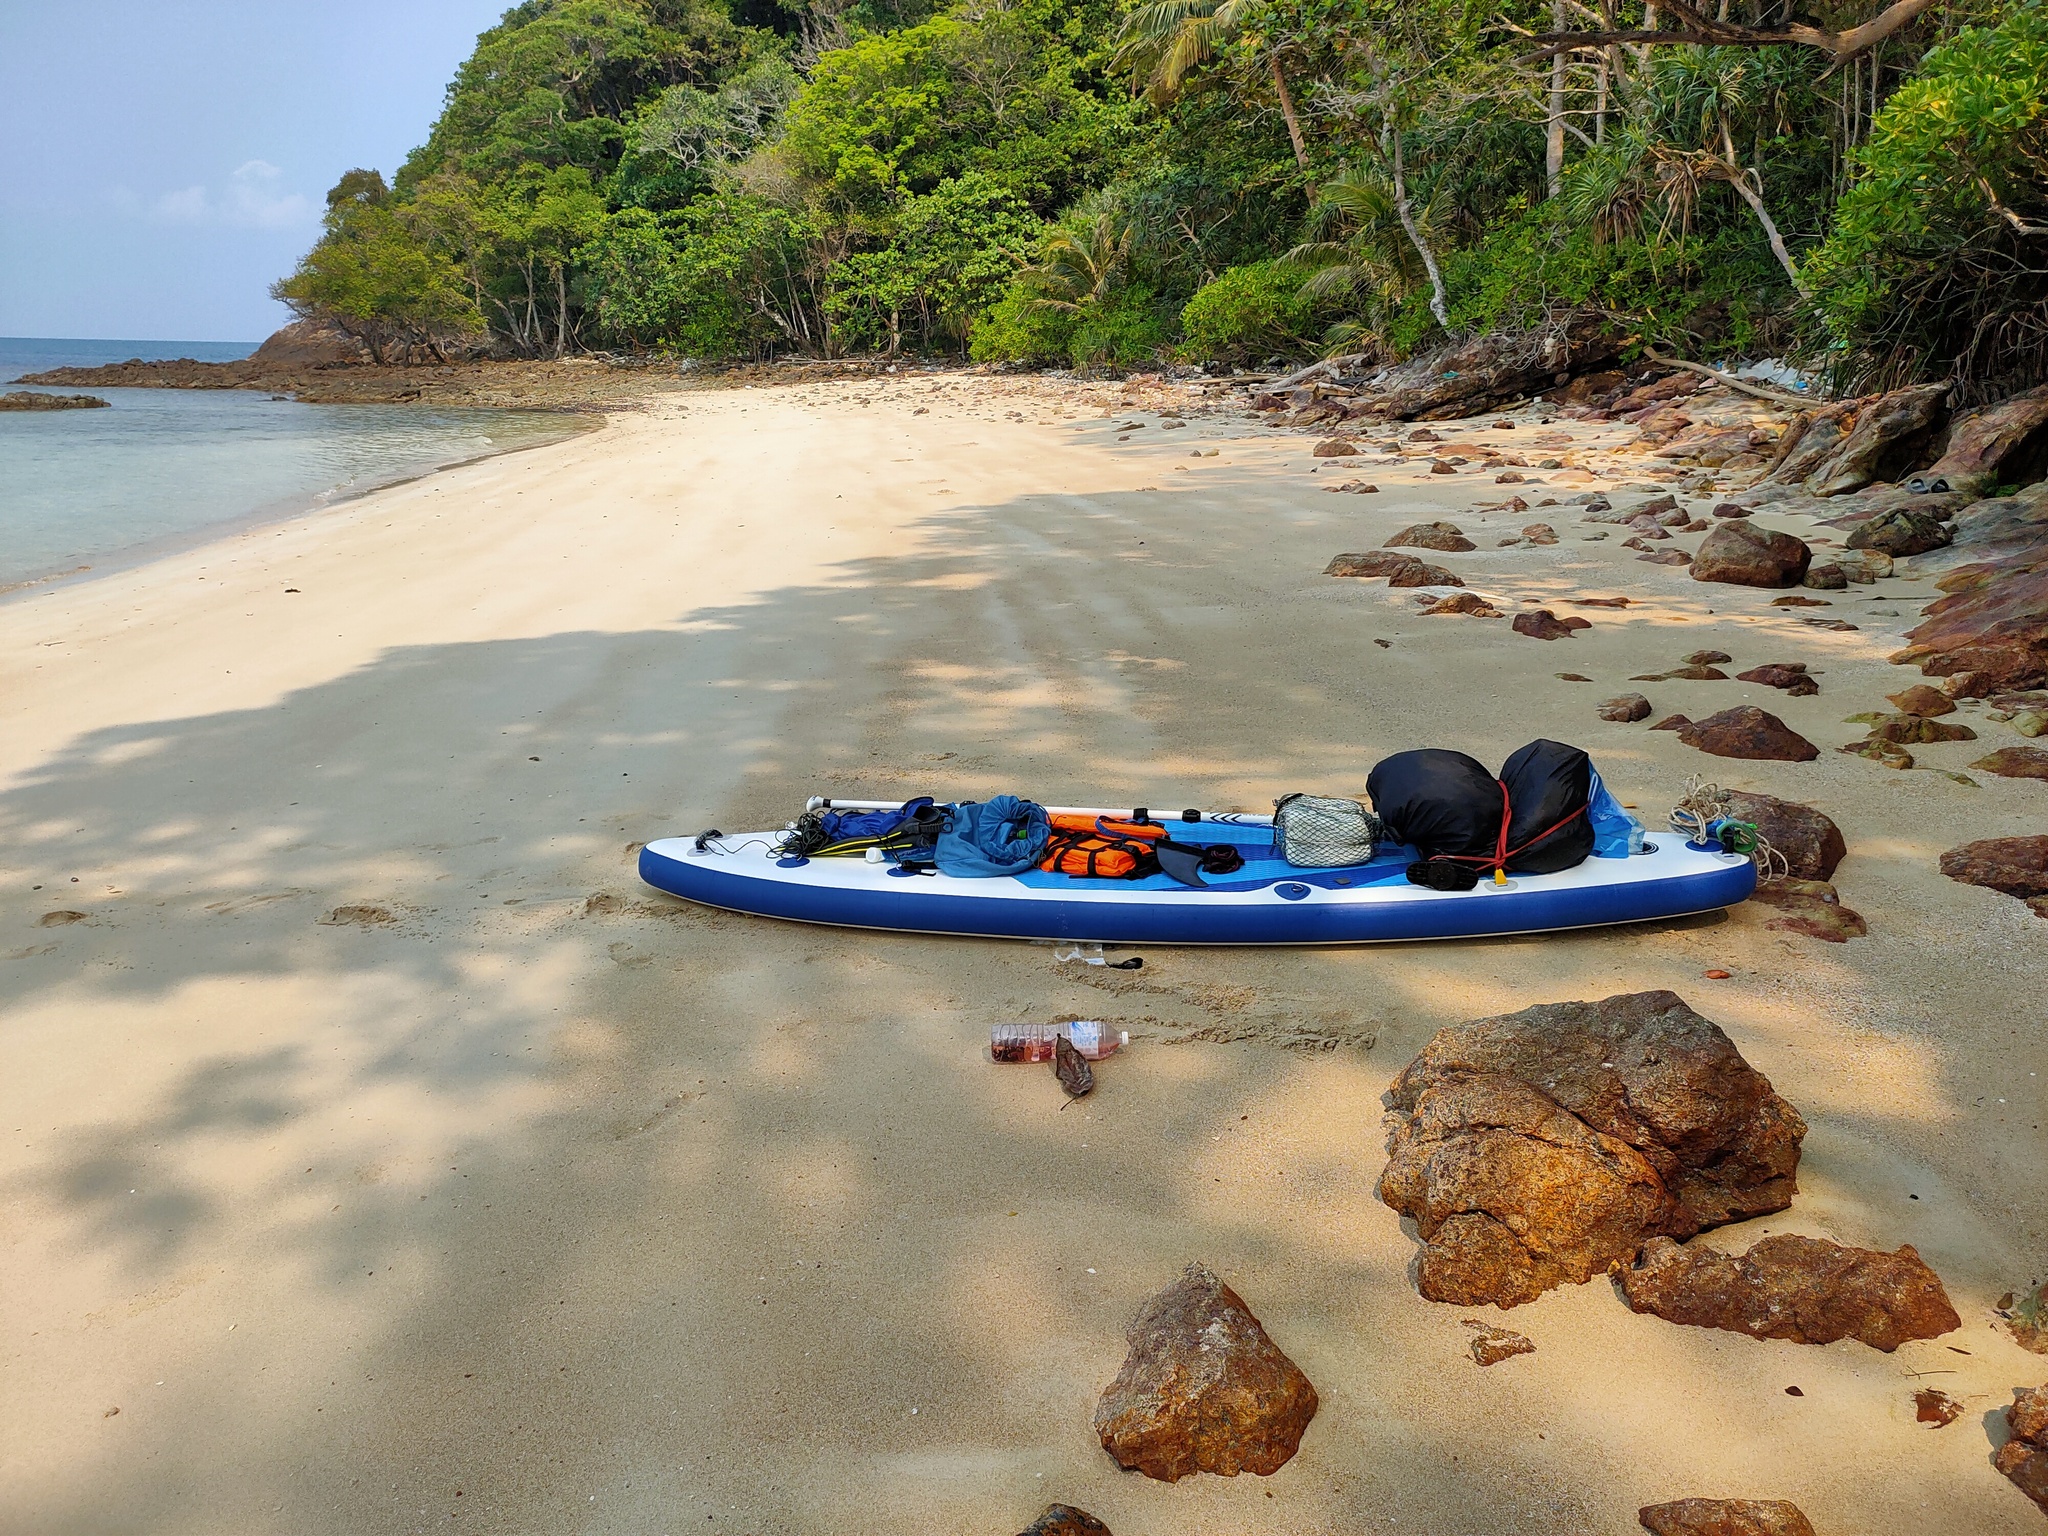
[990, 1020, 1127, 1063]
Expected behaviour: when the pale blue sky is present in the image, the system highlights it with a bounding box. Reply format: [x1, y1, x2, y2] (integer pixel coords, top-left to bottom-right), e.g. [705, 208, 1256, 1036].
[0, 2, 509, 342]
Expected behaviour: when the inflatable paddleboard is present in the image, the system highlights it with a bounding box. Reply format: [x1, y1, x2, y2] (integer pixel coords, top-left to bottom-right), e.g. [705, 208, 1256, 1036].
[638, 801, 1756, 946]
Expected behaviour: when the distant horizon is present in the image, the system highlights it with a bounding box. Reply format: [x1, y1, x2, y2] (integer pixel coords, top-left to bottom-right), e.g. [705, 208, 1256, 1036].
[3, 334, 263, 347]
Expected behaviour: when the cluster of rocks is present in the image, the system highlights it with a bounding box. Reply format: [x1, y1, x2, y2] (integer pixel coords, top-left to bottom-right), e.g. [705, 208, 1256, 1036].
[0, 390, 109, 411]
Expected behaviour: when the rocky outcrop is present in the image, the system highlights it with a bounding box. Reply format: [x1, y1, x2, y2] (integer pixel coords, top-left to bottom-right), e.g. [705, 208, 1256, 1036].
[1378, 992, 1805, 1309]
[1093, 1263, 1318, 1481]
[1717, 792, 1845, 882]
[1638, 1498, 1816, 1536]
[1387, 521, 1476, 552]
[1893, 544, 2048, 695]
[1324, 551, 1464, 587]
[1939, 836, 2048, 918]
[249, 317, 373, 367]
[1691, 523, 1811, 587]
[1750, 878, 1867, 942]
[1926, 383, 2048, 495]
[1766, 384, 1949, 496]
[1599, 693, 1653, 722]
[1676, 708, 1819, 762]
[1017, 1507, 1113, 1536]
[1847, 506, 1954, 557]
[1996, 1384, 2048, 1516]
[0, 390, 109, 410]
[1621, 1234, 1960, 1350]
[1340, 315, 1625, 421]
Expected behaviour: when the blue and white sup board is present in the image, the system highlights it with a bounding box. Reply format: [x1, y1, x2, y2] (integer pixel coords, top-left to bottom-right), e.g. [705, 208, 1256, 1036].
[638, 800, 1756, 946]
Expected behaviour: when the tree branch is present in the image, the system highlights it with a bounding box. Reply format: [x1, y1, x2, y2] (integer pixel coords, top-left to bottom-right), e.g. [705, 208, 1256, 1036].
[1517, 0, 1942, 62]
[1642, 346, 1821, 407]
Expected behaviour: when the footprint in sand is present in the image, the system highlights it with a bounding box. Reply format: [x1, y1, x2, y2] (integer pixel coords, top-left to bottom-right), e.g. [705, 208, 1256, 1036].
[37, 910, 89, 927]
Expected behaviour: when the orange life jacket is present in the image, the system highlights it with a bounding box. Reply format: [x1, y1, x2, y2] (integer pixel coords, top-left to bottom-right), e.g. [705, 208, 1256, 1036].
[1039, 814, 1165, 879]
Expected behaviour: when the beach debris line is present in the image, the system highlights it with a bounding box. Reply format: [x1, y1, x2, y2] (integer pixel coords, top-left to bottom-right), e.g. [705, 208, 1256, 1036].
[1377, 991, 1806, 1308]
[1637, 1498, 1815, 1536]
[1620, 1234, 1960, 1351]
[1093, 1262, 1317, 1481]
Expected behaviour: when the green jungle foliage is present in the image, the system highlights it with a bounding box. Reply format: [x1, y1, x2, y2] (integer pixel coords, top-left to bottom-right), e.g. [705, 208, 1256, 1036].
[275, 0, 2048, 389]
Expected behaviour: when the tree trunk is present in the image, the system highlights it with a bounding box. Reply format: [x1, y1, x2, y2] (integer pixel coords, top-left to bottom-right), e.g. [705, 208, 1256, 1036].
[1546, 0, 1567, 196]
[1390, 129, 1451, 331]
[554, 265, 569, 359]
[1270, 56, 1311, 174]
[1718, 124, 1808, 296]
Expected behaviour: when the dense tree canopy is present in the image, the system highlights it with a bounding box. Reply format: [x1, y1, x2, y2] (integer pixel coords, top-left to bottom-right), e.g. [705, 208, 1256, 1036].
[275, 0, 2048, 389]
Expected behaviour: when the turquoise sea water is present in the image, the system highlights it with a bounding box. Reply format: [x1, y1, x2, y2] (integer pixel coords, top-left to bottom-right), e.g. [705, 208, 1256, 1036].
[0, 338, 589, 592]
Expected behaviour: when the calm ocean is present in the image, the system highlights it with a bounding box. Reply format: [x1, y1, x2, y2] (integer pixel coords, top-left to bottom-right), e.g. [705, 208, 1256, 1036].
[0, 338, 590, 592]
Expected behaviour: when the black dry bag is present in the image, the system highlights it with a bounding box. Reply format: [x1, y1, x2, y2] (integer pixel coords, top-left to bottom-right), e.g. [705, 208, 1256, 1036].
[1366, 749, 1500, 862]
[1497, 739, 1594, 874]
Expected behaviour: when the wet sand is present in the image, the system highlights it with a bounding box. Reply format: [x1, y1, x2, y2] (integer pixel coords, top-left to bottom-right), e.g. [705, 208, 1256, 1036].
[3, 373, 2043, 1534]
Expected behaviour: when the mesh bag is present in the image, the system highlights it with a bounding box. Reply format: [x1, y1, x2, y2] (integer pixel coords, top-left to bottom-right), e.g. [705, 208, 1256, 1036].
[1273, 793, 1382, 867]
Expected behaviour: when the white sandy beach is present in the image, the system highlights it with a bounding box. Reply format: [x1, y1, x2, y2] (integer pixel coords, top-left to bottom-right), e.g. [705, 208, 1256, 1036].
[3, 376, 2044, 1534]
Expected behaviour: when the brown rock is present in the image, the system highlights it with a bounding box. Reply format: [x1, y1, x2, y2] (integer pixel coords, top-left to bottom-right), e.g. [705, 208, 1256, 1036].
[1914, 1388, 1963, 1426]
[1513, 609, 1578, 640]
[1421, 591, 1500, 617]
[1325, 550, 1425, 580]
[1835, 547, 1893, 583]
[1691, 522, 1812, 587]
[1736, 664, 1817, 696]
[1386, 521, 1476, 553]
[0, 390, 110, 411]
[1093, 1262, 1318, 1481]
[1651, 714, 1692, 730]
[1575, 596, 1633, 607]
[1847, 506, 1954, 557]
[1750, 878, 1867, 942]
[1599, 693, 1653, 722]
[1887, 684, 1955, 716]
[1640, 549, 1694, 566]
[1802, 564, 1848, 590]
[1557, 672, 1593, 682]
[1522, 522, 1557, 543]
[1686, 650, 1733, 665]
[1429, 458, 1457, 475]
[1711, 503, 1753, 519]
[1996, 1385, 2048, 1515]
[1770, 594, 1830, 607]
[1312, 438, 1360, 457]
[1378, 991, 1806, 1308]
[250, 317, 372, 367]
[1841, 737, 1915, 769]
[2005, 1283, 2048, 1353]
[1926, 383, 2048, 495]
[1638, 1498, 1816, 1536]
[1894, 552, 2048, 695]
[1867, 713, 1976, 744]
[1017, 1506, 1113, 1536]
[1388, 560, 1463, 588]
[1634, 666, 1729, 682]
[1677, 708, 1819, 762]
[1496, 470, 1525, 483]
[1940, 835, 2048, 900]
[1621, 1234, 1960, 1350]
[1717, 792, 1846, 882]
[1819, 384, 1951, 494]
[1972, 745, 2048, 780]
[1464, 1320, 1535, 1366]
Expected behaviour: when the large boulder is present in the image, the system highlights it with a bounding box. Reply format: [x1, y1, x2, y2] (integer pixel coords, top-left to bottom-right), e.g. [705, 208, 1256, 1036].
[1093, 1262, 1318, 1481]
[1676, 707, 1819, 762]
[1690, 522, 1811, 587]
[1810, 383, 1950, 495]
[1925, 383, 2048, 495]
[1996, 1384, 2048, 1516]
[1620, 1234, 1962, 1351]
[1846, 506, 1954, 557]
[1717, 792, 1845, 881]
[249, 317, 373, 367]
[1377, 992, 1805, 1308]
[1638, 1499, 1816, 1536]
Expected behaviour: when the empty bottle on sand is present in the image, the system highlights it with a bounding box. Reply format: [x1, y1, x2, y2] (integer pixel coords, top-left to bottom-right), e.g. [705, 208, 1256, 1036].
[990, 1020, 1127, 1063]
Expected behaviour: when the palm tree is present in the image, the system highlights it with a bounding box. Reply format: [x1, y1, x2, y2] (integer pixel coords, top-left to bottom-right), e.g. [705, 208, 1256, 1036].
[1112, 0, 1311, 172]
[1017, 211, 1137, 314]
[1284, 165, 1444, 347]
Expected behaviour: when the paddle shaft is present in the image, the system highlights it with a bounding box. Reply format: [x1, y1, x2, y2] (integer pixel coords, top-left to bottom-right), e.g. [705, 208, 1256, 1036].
[804, 796, 1275, 827]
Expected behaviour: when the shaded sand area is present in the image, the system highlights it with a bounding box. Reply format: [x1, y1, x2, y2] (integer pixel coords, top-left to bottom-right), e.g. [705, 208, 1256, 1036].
[3, 374, 2044, 1534]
